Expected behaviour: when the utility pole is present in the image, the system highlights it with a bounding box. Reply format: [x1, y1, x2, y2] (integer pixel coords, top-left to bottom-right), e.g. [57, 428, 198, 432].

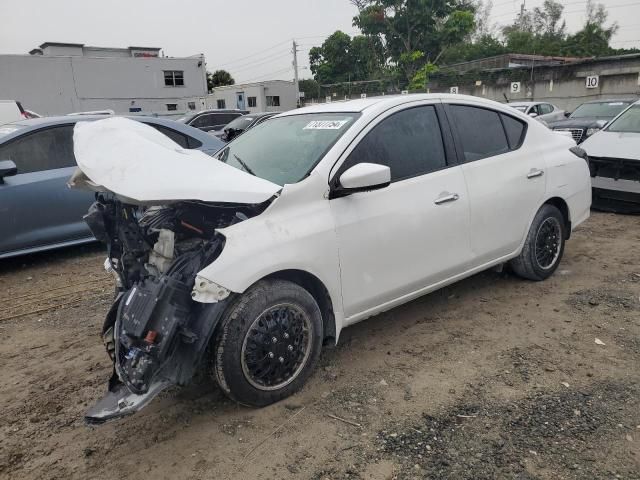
[292, 40, 300, 107]
[518, 1, 526, 28]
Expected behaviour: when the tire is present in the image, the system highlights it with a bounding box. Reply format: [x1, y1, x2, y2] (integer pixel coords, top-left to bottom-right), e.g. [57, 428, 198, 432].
[510, 204, 566, 281]
[211, 279, 323, 406]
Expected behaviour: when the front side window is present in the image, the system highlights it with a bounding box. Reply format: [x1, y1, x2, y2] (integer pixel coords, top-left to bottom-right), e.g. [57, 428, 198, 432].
[164, 70, 184, 87]
[605, 104, 640, 133]
[449, 105, 510, 162]
[266, 96, 280, 107]
[217, 113, 360, 186]
[339, 106, 446, 182]
[0, 125, 76, 173]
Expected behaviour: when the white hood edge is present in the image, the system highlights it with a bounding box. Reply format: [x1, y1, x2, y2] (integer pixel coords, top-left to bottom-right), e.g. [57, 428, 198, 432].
[581, 130, 640, 161]
[70, 117, 281, 204]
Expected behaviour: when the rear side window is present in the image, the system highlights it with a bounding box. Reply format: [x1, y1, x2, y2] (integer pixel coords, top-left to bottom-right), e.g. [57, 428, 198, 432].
[191, 114, 213, 128]
[500, 114, 526, 149]
[0, 125, 75, 173]
[340, 106, 447, 182]
[540, 104, 554, 115]
[449, 105, 510, 162]
[149, 124, 202, 149]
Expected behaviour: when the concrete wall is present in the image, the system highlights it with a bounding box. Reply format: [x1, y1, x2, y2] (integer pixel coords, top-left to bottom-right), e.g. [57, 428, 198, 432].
[429, 54, 640, 111]
[0, 54, 208, 116]
[207, 80, 297, 113]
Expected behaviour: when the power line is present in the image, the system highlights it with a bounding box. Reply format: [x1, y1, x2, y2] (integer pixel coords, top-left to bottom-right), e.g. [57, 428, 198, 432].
[228, 51, 292, 74]
[214, 39, 292, 68]
[237, 67, 294, 84]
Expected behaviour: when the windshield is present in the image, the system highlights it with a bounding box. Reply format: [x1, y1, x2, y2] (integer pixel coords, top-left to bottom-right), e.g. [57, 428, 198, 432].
[0, 124, 24, 139]
[216, 113, 360, 185]
[225, 115, 255, 131]
[511, 105, 528, 112]
[605, 104, 640, 133]
[570, 101, 631, 118]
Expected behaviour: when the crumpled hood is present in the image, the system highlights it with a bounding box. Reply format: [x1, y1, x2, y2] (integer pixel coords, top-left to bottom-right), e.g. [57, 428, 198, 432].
[70, 117, 281, 204]
[581, 130, 640, 161]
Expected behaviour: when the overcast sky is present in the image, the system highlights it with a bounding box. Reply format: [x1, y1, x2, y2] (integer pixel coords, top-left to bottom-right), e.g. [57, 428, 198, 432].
[0, 0, 638, 84]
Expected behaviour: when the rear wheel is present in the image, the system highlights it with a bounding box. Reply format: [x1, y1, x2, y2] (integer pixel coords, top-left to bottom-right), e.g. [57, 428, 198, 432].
[211, 279, 323, 406]
[510, 204, 566, 281]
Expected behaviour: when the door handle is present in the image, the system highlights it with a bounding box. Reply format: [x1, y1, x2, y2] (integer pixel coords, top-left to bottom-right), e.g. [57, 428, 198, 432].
[527, 169, 544, 179]
[434, 193, 459, 205]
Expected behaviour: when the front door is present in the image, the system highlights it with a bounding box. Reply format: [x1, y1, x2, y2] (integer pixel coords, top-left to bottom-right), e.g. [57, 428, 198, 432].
[0, 125, 94, 255]
[236, 92, 246, 110]
[329, 104, 472, 320]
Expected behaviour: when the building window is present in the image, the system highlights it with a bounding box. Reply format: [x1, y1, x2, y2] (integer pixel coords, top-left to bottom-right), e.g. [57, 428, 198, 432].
[166, 104, 178, 111]
[187, 101, 196, 110]
[164, 70, 184, 87]
[217, 99, 226, 109]
[266, 96, 280, 107]
[248, 96, 257, 108]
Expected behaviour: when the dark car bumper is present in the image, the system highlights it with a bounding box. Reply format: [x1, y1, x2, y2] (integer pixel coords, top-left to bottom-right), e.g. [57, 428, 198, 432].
[589, 156, 640, 214]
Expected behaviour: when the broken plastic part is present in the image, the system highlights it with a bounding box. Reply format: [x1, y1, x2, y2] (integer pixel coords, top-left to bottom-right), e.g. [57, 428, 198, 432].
[191, 275, 231, 303]
[148, 229, 175, 275]
[85, 380, 171, 425]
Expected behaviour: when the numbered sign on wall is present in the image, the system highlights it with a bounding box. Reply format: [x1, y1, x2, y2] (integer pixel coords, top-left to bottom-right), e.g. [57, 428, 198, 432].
[450, 86, 459, 94]
[586, 75, 599, 89]
[361, 93, 367, 99]
[510, 82, 521, 93]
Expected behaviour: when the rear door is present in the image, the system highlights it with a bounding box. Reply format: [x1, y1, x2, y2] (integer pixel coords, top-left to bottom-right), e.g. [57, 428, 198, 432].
[445, 103, 546, 265]
[330, 103, 472, 320]
[0, 125, 94, 255]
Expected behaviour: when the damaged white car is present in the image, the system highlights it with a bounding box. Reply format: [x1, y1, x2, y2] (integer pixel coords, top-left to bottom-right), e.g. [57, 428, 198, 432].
[71, 95, 591, 423]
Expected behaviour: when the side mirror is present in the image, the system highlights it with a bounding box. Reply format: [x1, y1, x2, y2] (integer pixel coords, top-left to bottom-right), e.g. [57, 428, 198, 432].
[330, 163, 390, 199]
[0, 160, 17, 183]
[564, 111, 571, 118]
[528, 112, 538, 118]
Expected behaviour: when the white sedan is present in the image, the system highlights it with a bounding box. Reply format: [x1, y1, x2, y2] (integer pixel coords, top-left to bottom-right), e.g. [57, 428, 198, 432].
[508, 101, 566, 123]
[71, 94, 592, 422]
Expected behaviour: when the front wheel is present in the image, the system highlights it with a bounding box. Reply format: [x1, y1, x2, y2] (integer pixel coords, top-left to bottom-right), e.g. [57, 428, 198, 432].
[211, 279, 323, 406]
[510, 204, 566, 281]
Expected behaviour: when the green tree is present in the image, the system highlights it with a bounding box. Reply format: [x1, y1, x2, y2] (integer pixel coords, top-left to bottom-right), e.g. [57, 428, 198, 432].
[298, 79, 321, 101]
[309, 31, 381, 84]
[207, 70, 235, 91]
[351, 0, 476, 81]
[561, 0, 618, 57]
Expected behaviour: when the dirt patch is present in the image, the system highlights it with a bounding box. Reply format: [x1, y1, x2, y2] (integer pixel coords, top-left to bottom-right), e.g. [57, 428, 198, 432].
[1, 212, 639, 480]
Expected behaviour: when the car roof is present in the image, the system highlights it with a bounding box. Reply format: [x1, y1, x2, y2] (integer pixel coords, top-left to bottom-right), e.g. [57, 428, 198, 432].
[277, 93, 516, 117]
[508, 102, 539, 106]
[1, 115, 224, 148]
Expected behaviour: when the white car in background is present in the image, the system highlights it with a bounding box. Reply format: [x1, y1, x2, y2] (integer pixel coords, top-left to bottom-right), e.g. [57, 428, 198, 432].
[71, 94, 592, 423]
[581, 100, 640, 213]
[508, 101, 566, 123]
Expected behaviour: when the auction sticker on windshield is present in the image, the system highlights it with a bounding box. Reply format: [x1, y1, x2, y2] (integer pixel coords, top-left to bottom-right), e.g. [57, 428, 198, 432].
[304, 119, 351, 130]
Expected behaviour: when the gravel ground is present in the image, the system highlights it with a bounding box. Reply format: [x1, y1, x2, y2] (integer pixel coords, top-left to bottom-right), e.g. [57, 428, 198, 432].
[0, 211, 638, 480]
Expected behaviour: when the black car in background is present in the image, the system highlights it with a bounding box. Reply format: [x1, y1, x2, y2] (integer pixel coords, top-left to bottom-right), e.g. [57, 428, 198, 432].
[217, 112, 278, 142]
[177, 109, 249, 132]
[547, 98, 636, 143]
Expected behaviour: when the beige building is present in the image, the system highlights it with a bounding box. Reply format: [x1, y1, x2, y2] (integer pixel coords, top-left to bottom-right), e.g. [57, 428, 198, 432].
[207, 80, 298, 113]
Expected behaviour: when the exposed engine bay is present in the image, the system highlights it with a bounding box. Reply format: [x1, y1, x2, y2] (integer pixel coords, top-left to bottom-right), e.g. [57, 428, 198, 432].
[83, 194, 268, 424]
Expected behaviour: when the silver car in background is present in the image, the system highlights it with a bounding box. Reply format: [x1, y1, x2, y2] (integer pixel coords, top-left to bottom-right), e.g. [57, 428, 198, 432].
[508, 101, 566, 123]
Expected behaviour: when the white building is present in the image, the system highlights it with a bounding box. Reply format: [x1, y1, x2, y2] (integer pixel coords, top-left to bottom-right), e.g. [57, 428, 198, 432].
[0, 42, 209, 116]
[207, 80, 298, 113]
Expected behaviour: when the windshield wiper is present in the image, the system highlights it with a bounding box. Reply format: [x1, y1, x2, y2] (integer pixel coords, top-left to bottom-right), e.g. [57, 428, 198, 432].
[233, 154, 255, 176]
